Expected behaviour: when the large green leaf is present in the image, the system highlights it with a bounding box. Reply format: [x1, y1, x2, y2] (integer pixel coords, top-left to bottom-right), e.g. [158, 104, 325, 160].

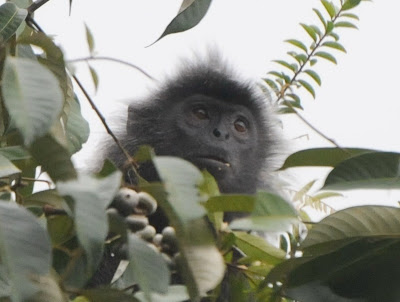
[302, 206, 400, 250]
[2, 57, 63, 145]
[65, 95, 90, 154]
[29, 134, 77, 181]
[149, 0, 212, 45]
[124, 234, 170, 299]
[234, 232, 285, 265]
[323, 152, 400, 190]
[279, 147, 375, 170]
[153, 156, 205, 225]
[0, 146, 30, 160]
[229, 191, 298, 232]
[57, 171, 122, 278]
[0, 202, 52, 302]
[0, 3, 27, 44]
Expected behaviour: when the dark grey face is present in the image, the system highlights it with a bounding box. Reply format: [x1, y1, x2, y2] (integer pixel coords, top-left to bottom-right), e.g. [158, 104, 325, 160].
[159, 95, 262, 194]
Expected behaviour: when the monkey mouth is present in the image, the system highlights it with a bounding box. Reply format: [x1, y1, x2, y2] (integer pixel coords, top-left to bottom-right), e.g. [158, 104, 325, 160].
[192, 155, 231, 171]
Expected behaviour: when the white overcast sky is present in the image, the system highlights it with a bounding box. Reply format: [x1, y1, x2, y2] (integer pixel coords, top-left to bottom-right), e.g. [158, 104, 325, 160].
[27, 0, 400, 210]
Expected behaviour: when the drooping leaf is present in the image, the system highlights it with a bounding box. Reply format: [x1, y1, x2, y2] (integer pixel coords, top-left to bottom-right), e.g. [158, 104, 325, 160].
[322, 41, 346, 52]
[64, 95, 90, 154]
[279, 147, 375, 170]
[0, 3, 27, 44]
[313, 8, 326, 28]
[273, 60, 297, 73]
[323, 152, 400, 190]
[314, 51, 337, 64]
[0, 202, 52, 302]
[335, 21, 358, 29]
[29, 134, 77, 181]
[340, 12, 359, 20]
[84, 23, 95, 54]
[57, 171, 122, 277]
[149, 0, 212, 46]
[300, 23, 317, 42]
[342, 0, 362, 11]
[285, 39, 308, 53]
[298, 79, 316, 98]
[2, 57, 63, 145]
[234, 232, 285, 264]
[304, 70, 321, 86]
[124, 234, 170, 299]
[88, 65, 99, 92]
[321, 0, 336, 19]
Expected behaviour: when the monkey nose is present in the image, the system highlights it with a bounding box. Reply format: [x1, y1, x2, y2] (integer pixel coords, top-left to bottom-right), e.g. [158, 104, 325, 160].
[213, 128, 229, 140]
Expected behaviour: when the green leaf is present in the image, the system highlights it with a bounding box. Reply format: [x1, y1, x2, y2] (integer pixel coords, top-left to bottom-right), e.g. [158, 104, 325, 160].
[65, 95, 90, 154]
[285, 39, 308, 53]
[303, 70, 321, 86]
[134, 285, 189, 302]
[2, 57, 63, 145]
[272, 60, 297, 73]
[322, 41, 346, 52]
[153, 156, 206, 225]
[340, 12, 359, 20]
[342, 0, 362, 11]
[57, 171, 122, 277]
[313, 8, 326, 28]
[24, 189, 64, 208]
[314, 51, 337, 64]
[326, 20, 334, 33]
[335, 21, 358, 29]
[0, 146, 30, 160]
[0, 154, 21, 177]
[125, 234, 170, 298]
[321, 0, 336, 19]
[0, 3, 27, 44]
[310, 58, 318, 66]
[263, 78, 280, 96]
[234, 232, 285, 264]
[0, 202, 51, 302]
[205, 194, 255, 213]
[149, 0, 212, 46]
[229, 192, 298, 232]
[298, 79, 316, 98]
[84, 23, 95, 54]
[302, 206, 400, 250]
[29, 134, 77, 181]
[279, 147, 375, 170]
[329, 30, 339, 40]
[300, 23, 317, 42]
[323, 152, 400, 190]
[88, 65, 99, 92]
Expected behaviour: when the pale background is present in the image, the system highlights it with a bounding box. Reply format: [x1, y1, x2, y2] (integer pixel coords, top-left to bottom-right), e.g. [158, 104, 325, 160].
[27, 1, 400, 214]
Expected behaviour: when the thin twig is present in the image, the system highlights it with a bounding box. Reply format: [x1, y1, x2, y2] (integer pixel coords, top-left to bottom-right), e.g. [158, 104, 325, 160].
[27, 0, 50, 14]
[72, 75, 139, 172]
[69, 56, 157, 82]
[285, 102, 342, 149]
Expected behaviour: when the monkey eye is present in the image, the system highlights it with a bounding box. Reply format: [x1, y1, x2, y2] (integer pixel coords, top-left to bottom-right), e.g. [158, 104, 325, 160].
[234, 119, 247, 133]
[192, 106, 209, 120]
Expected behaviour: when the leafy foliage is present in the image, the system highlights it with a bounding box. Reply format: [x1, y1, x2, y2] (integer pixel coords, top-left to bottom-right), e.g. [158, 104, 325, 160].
[0, 1, 399, 302]
[263, 0, 363, 112]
